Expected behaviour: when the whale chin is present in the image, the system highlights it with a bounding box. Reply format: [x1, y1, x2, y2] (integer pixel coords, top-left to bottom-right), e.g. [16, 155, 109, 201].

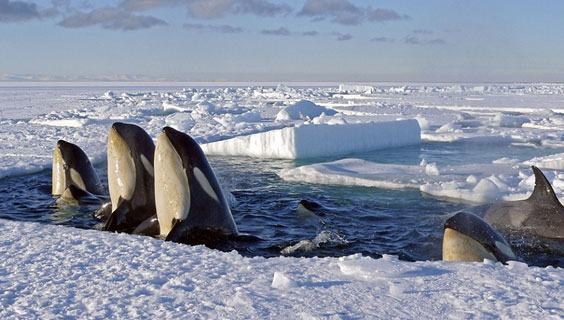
[443, 228, 497, 262]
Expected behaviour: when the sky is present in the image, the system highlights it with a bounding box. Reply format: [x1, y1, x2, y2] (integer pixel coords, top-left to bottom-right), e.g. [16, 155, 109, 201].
[1, 0, 564, 82]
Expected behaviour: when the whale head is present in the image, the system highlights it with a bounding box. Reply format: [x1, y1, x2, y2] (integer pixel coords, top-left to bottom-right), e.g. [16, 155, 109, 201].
[52, 140, 103, 196]
[154, 126, 237, 241]
[443, 211, 516, 263]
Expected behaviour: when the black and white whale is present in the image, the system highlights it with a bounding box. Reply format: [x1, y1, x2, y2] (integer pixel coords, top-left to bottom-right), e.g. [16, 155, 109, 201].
[103, 122, 156, 233]
[153, 126, 238, 244]
[52, 139, 104, 203]
[443, 211, 516, 263]
[484, 166, 564, 239]
[297, 200, 327, 217]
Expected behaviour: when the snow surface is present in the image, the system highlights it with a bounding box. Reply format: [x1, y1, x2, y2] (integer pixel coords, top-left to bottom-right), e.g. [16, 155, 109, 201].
[2, 83, 564, 318]
[1, 219, 563, 319]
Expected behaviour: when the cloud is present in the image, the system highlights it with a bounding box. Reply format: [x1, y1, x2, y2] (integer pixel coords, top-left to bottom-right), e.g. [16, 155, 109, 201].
[120, 0, 184, 11]
[404, 35, 446, 45]
[367, 8, 410, 22]
[404, 35, 420, 45]
[413, 29, 433, 34]
[426, 38, 446, 45]
[298, 0, 409, 25]
[332, 32, 352, 41]
[231, 0, 292, 17]
[120, 0, 292, 19]
[371, 36, 395, 43]
[302, 31, 318, 36]
[261, 26, 290, 36]
[0, 0, 39, 22]
[184, 23, 243, 33]
[58, 7, 166, 31]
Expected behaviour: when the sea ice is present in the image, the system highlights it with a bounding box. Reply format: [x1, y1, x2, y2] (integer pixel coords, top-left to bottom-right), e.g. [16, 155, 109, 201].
[274, 99, 337, 121]
[202, 120, 421, 159]
[1, 219, 562, 319]
[2, 84, 564, 318]
[279, 158, 564, 203]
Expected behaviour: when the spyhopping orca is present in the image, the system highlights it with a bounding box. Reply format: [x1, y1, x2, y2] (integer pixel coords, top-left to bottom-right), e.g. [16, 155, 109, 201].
[153, 126, 238, 244]
[484, 166, 564, 239]
[52, 140, 104, 202]
[103, 122, 156, 233]
[443, 211, 516, 263]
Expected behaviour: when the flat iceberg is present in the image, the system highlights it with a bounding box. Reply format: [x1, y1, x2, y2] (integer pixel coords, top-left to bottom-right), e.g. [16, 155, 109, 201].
[202, 120, 421, 159]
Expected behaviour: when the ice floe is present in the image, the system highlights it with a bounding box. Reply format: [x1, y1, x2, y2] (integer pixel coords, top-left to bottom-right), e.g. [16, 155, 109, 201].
[279, 157, 564, 203]
[202, 120, 420, 159]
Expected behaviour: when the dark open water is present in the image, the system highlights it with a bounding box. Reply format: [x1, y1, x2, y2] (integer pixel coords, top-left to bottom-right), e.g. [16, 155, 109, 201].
[1, 142, 563, 267]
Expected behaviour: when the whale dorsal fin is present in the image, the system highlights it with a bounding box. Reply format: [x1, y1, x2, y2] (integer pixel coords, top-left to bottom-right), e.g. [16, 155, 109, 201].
[528, 166, 563, 207]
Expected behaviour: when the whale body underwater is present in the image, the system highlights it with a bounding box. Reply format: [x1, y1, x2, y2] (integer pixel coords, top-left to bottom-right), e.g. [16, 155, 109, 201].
[484, 166, 564, 239]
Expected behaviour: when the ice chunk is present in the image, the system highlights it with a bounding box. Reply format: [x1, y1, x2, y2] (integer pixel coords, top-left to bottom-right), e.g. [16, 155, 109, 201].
[466, 175, 478, 184]
[472, 178, 500, 201]
[338, 84, 375, 93]
[202, 120, 421, 159]
[281, 231, 348, 255]
[165, 112, 195, 132]
[491, 113, 529, 128]
[275, 100, 336, 121]
[425, 163, 440, 176]
[524, 153, 564, 170]
[271, 272, 298, 289]
[414, 115, 430, 130]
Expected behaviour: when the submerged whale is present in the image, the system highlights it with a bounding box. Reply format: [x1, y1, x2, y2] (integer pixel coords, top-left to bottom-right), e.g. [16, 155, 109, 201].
[103, 122, 156, 233]
[153, 126, 238, 244]
[484, 166, 564, 239]
[297, 200, 327, 217]
[443, 211, 516, 263]
[52, 140, 104, 202]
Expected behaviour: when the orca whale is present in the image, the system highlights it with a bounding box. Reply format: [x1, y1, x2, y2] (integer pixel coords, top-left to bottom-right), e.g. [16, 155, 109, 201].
[443, 211, 516, 263]
[297, 200, 327, 217]
[103, 122, 156, 233]
[52, 140, 104, 201]
[153, 126, 238, 244]
[484, 166, 564, 239]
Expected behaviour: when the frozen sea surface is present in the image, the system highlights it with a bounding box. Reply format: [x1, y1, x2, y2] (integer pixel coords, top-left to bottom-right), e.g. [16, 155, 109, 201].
[1, 219, 563, 319]
[1, 83, 564, 318]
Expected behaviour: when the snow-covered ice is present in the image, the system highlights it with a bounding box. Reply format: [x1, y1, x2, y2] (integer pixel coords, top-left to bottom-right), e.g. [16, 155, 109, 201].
[1, 219, 563, 319]
[2, 83, 564, 318]
[279, 157, 564, 203]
